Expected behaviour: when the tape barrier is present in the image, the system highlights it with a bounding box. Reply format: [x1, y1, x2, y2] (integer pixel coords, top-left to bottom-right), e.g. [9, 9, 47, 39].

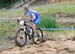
[41, 28, 75, 30]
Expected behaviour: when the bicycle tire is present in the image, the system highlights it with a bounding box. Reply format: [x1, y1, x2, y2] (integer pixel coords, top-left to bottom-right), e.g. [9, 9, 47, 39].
[33, 28, 43, 44]
[15, 29, 27, 47]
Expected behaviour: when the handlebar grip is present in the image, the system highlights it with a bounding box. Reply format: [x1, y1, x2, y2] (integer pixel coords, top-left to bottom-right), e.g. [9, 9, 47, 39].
[17, 19, 20, 23]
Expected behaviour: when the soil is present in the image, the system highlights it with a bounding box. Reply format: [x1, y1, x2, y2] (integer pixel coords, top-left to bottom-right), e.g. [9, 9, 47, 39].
[0, 31, 75, 54]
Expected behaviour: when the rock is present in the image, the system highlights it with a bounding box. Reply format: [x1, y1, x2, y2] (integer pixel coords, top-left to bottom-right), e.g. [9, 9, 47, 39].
[56, 12, 66, 17]
[36, 48, 50, 52]
[55, 46, 65, 52]
[23, 47, 37, 53]
[58, 50, 70, 54]
[44, 41, 57, 48]
[43, 48, 57, 54]
[55, 35, 67, 41]
[38, 43, 50, 48]
[35, 53, 44, 54]
[65, 45, 75, 53]
[43, 33, 49, 41]
[72, 36, 75, 41]
[43, 51, 56, 54]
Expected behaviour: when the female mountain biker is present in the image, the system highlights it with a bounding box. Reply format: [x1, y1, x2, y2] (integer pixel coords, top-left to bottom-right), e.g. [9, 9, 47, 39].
[18, 4, 40, 35]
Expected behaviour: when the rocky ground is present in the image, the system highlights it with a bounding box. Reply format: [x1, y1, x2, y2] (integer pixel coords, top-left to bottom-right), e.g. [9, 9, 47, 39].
[0, 32, 75, 54]
[0, 40, 75, 54]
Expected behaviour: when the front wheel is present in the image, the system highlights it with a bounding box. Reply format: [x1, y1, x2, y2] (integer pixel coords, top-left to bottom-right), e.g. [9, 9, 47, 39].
[33, 28, 43, 44]
[15, 29, 27, 47]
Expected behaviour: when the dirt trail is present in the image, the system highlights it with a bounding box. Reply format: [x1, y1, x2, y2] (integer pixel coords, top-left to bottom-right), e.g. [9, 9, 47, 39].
[0, 32, 75, 54]
[0, 40, 75, 54]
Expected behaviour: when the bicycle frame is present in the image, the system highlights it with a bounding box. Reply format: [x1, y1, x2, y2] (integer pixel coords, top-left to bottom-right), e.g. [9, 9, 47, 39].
[19, 20, 33, 40]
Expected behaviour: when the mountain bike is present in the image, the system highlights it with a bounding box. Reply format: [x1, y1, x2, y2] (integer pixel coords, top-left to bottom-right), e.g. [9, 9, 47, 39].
[15, 19, 43, 47]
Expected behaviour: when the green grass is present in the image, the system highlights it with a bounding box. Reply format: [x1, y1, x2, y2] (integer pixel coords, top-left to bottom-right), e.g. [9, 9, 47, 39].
[0, 21, 16, 36]
[0, 3, 75, 35]
[37, 15, 59, 28]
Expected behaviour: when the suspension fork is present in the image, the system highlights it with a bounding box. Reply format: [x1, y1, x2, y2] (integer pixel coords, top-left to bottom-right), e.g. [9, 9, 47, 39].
[25, 26, 32, 40]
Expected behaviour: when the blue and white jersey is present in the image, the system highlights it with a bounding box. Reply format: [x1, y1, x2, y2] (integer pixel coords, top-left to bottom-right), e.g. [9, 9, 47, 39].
[24, 9, 40, 25]
[24, 9, 40, 20]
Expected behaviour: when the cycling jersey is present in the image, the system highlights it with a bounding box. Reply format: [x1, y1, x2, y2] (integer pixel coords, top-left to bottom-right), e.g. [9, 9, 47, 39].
[24, 9, 40, 25]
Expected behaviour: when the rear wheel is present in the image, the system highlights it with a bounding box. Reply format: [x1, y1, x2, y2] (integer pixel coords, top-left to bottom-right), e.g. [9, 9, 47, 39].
[15, 29, 27, 47]
[33, 28, 43, 44]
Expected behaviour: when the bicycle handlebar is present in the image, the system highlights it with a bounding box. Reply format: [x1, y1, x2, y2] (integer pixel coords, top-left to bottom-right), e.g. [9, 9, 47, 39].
[17, 19, 32, 23]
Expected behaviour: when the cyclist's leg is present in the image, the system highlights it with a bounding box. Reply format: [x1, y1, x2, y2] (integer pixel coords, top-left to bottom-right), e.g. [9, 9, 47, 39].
[32, 18, 40, 34]
[32, 23, 36, 34]
[32, 18, 40, 43]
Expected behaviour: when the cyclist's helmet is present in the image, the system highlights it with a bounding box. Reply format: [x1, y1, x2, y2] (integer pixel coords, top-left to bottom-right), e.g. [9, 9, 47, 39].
[23, 4, 30, 9]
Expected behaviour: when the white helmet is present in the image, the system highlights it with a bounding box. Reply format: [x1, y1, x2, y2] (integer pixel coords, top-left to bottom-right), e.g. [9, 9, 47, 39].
[23, 4, 30, 8]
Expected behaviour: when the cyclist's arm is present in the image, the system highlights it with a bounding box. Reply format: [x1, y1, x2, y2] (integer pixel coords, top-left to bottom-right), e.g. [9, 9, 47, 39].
[19, 13, 26, 19]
